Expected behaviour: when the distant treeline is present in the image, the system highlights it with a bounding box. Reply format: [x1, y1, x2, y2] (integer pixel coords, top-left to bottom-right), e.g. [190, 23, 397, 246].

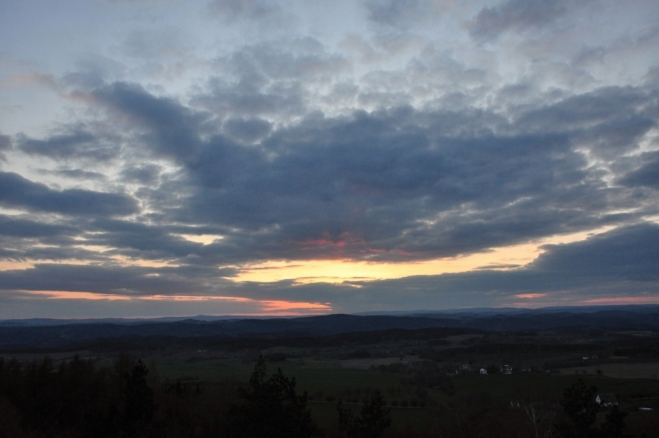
[422, 342, 604, 359]
[0, 326, 478, 354]
[0, 315, 475, 349]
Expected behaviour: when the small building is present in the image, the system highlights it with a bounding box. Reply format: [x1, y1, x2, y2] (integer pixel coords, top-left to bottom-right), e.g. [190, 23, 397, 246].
[480, 368, 488, 375]
[596, 394, 619, 407]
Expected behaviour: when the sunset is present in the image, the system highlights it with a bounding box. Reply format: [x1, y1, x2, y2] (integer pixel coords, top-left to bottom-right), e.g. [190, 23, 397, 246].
[1, 0, 659, 319]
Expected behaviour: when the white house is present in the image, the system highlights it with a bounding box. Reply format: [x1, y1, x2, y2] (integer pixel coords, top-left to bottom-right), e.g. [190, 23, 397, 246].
[596, 394, 619, 407]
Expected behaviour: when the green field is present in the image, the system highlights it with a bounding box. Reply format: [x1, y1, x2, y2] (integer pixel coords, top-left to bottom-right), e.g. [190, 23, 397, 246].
[149, 353, 659, 436]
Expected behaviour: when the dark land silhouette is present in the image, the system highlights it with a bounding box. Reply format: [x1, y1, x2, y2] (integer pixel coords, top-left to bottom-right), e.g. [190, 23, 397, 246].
[1, 306, 659, 437]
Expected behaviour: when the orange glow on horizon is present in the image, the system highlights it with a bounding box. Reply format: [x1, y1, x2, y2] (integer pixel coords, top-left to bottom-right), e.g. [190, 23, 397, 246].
[23, 290, 331, 314]
[260, 300, 332, 311]
[0, 260, 35, 270]
[31, 291, 133, 300]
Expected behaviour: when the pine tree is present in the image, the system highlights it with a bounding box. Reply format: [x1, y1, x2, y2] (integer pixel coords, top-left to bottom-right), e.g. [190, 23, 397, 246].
[124, 359, 155, 434]
[337, 390, 391, 438]
[555, 379, 599, 438]
[225, 356, 320, 438]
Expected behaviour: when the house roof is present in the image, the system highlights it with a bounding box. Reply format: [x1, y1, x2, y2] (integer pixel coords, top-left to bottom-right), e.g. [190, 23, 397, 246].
[597, 393, 618, 404]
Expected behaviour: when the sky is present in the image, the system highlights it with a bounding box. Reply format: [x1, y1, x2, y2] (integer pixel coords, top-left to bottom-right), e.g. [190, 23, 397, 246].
[1, 0, 659, 319]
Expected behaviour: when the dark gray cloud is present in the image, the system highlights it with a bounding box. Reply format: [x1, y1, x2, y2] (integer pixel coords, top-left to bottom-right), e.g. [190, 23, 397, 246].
[364, 0, 439, 29]
[207, 0, 281, 21]
[91, 82, 207, 162]
[222, 117, 272, 143]
[0, 215, 75, 239]
[62, 54, 126, 91]
[120, 164, 161, 184]
[4, 73, 656, 276]
[48, 169, 107, 180]
[0, 215, 106, 265]
[17, 129, 120, 161]
[0, 171, 138, 217]
[0, 264, 203, 295]
[192, 39, 346, 117]
[0, 263, 236, 296]
[468, 0, 576, 41]
[533, 223, 659, 281]
[0, 243, 111, 265]
[194, 118, 635, 260]
[121, 27, 186, 59]
[515, 86, 655, 134]
[0, 133, 11, 161]
[618, 151, 659, 189]
[73, 80, 659, 263]
[87, 218, 201, 260]
[195, 77, 304, 117]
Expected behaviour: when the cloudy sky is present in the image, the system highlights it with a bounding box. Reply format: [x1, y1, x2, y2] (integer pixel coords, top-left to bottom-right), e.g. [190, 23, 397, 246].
[1, 0, 658, 318]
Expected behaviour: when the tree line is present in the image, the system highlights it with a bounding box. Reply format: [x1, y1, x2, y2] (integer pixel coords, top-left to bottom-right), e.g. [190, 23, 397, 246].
[0, 355, 390, 438]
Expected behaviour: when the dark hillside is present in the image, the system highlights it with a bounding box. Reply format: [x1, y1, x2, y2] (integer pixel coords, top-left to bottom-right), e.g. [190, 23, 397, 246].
[2, 306, 658, 350]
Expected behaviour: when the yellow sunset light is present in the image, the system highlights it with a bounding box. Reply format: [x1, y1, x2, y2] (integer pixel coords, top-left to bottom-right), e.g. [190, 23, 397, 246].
[233, 226, 615, 284]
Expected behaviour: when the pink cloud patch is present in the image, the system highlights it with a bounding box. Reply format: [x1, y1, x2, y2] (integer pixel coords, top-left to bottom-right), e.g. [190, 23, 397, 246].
[513, 293, 547, 299]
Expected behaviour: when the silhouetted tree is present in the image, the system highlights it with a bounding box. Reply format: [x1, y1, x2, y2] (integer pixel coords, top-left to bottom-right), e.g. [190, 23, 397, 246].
[601, 405, 628, 438]
[337, 391, 391, 438]
[225, 356, 320, 438]
[124, 359, 155, 435]
[556, 379, 599, 438]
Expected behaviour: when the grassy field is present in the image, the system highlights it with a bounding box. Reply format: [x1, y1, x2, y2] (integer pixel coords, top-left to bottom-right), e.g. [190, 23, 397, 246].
[558, 362, 659, 379]
[154, 353, 659, 402]
[155, 356, 448, 404]
[154, 355, 455, 435]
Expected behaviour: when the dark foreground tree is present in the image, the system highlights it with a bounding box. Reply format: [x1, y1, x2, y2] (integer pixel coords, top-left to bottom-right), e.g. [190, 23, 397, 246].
[337, 391, 391, 438]
[124, 358, 156, 434]
[225, 356, 320, 438]
[601, 405, 628, 438]
[555, 379, 599, 438]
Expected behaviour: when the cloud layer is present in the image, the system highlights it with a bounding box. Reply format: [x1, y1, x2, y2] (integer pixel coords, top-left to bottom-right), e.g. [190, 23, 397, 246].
[0, 0, 658, 317]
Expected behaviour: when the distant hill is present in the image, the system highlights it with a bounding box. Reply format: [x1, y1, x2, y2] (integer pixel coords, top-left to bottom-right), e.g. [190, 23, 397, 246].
[1, 305, 658, 350]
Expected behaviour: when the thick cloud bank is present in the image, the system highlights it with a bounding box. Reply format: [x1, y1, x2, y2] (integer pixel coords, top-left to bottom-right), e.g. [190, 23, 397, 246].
[0, 0, 658, 316]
